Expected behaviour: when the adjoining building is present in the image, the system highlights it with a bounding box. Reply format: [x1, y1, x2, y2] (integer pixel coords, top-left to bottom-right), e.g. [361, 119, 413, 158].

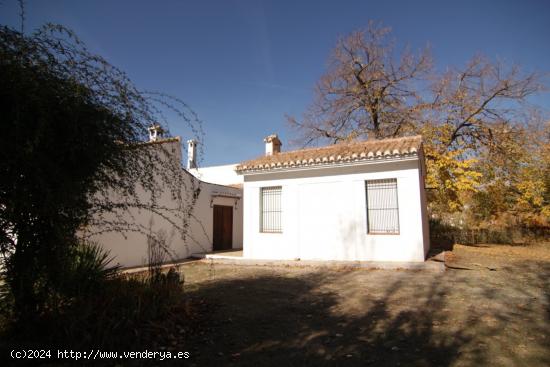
[94, 127, 429, 267]
[91, 126, 243, 268]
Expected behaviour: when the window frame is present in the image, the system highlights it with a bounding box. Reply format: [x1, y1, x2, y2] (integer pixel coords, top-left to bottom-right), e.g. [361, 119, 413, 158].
[259, 186, 282, 233]
[365, 178, 400, 235]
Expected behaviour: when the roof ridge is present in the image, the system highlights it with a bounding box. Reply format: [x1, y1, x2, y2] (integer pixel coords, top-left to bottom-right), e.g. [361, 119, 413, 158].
[236, 135, 423, 173]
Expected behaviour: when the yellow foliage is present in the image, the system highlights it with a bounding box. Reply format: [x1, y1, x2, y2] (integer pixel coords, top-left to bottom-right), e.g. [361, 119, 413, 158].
[421, 124, 482, 213]
[418, 119, 549, 229]
[425, 147, 482, 212]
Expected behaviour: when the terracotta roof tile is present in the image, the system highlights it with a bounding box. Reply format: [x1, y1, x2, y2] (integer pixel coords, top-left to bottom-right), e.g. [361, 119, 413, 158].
[236, 135, 422, 173]
[138, 137, 181, 146]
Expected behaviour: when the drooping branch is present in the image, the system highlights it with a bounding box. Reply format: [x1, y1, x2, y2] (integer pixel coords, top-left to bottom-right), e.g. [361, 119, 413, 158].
[0, 23, 205, 261]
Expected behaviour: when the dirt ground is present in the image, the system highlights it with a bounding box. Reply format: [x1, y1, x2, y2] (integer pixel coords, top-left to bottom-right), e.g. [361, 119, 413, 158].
[178, 242, 549, 367]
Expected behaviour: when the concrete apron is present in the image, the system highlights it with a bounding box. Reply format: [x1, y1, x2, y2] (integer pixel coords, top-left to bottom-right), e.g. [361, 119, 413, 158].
[191, 253, 446, 272]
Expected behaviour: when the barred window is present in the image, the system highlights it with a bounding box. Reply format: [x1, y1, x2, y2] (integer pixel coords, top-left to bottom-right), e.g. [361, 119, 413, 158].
[260, 186, 282, 233]
[365, 179, 400, 234]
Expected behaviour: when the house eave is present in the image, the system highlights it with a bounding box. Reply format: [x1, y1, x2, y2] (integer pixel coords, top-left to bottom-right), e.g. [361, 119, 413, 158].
[236, 154, 419, 176]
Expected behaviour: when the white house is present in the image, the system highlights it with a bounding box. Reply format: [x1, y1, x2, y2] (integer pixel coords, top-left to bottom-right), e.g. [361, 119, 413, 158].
[92, 127, 429, 266]
[90, 127, 243, 268]
[236, 135, 430, 262]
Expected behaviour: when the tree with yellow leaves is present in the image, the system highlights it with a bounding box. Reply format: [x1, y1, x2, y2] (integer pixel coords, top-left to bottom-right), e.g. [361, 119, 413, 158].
[421, 124, 482, 214]
[470, 119, 550, 227]
[288, 22, 547, 229]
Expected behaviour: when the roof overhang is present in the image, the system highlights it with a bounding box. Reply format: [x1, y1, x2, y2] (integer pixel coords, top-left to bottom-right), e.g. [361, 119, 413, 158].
[210, 191, 242, 209]
[236, 153, 419, 176]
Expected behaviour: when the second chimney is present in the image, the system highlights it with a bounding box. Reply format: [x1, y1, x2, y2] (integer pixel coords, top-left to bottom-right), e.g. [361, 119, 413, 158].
[187, 139, 197, 169]
[264, 134, 282, 156]
[148, 124, 165, 142]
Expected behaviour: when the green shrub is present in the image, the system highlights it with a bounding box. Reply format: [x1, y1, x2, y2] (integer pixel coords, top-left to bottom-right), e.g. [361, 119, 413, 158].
[56, 241, 120, 299]
[429, 219, 549, 248]
[1, 265, 188, 353]
[54, 272, 186, 350]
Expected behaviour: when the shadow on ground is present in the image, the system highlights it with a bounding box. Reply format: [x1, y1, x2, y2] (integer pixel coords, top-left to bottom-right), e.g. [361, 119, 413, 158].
[183, 259, 550, 366]
[187, 276, 466, 366]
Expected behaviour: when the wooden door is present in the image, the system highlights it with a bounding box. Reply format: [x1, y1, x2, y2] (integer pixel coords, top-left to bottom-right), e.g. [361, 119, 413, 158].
[213, 205, 233, 251]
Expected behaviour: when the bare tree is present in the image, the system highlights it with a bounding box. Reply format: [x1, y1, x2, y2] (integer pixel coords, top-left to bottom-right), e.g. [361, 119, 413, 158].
[288, 22, 547, 218]
[425, 55, 545, 151]
[287, 21, 432, 145]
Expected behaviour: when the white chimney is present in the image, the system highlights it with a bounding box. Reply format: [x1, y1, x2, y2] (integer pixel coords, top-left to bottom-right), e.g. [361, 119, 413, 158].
[187, 139, 197, 169]
[148, 124, 165, 142]
[264, 134, 282, 156]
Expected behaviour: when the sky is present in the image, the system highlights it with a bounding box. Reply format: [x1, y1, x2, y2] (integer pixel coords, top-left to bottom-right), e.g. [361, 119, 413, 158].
[1, 0, 549, 166]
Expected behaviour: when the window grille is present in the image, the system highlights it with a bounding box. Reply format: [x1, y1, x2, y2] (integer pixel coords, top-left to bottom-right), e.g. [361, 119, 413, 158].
[365, 179, 400, 234]
[260, 186, 282, 233]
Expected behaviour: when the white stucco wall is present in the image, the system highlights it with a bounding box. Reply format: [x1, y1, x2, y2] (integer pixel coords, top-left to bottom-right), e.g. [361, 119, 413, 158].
[89, 140, 243, 268]
[241, 158, 429, 262]
[189, 164, 243, 186]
